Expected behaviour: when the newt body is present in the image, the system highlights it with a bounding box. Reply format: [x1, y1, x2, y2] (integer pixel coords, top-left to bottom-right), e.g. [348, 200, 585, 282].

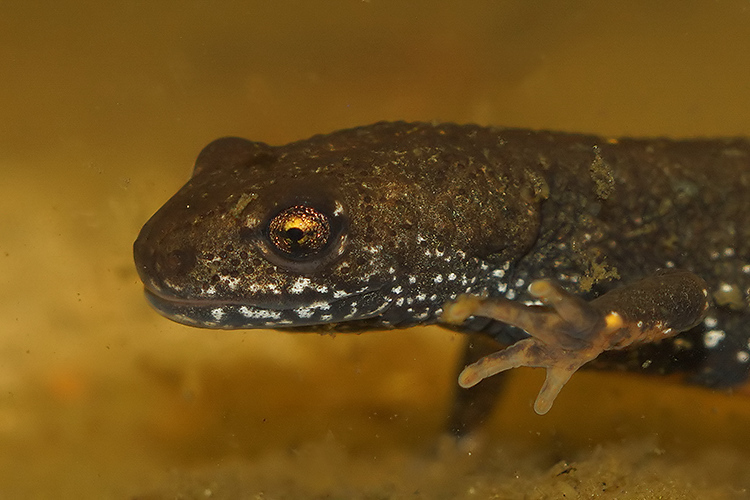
[134, 122, 750, 413]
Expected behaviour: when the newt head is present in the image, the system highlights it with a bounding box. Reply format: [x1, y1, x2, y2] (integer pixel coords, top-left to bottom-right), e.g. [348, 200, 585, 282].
[133, 135, 400, 329]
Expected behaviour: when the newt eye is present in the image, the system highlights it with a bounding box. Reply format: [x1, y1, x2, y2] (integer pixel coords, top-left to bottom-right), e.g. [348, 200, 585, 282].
[267, 205, 331, 259]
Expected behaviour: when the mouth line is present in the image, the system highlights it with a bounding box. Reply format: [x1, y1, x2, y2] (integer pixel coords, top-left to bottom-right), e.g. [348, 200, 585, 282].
[143, 287, 291, 311]
[142, 283, 381, 311]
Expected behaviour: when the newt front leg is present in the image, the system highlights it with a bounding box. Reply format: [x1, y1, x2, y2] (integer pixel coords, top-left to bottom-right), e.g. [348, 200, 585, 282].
[442, 269, 710, 415]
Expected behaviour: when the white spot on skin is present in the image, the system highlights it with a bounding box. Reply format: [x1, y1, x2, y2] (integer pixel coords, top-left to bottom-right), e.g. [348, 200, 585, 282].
[239, 306, 282, 320]
[737, 351, 750, 363]
[704, 316, 718, 328]
[408, 276, 417, 284]
[370, 299, 392, 315]
[391, 286, 403, 294]
[703, 329, 726, 349]
[724, 247, 735, 257]
[289, 277, 312, 294]
[492, 269, 505, 278]
[308, 301, 331, 310]
[333, 201, 344, 216]
[295, 307, 315, 319]
[743, 265, 750, 274]
[434, 275, 443, 284]
[222, 276, 240, 290]
[211, 308, 225, 321]
[448, 273, 457, 281]
[163, 279, 185, 292]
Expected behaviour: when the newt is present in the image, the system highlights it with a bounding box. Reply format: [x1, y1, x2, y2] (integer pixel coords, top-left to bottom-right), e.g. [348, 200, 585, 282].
[133, 121, 750, 420]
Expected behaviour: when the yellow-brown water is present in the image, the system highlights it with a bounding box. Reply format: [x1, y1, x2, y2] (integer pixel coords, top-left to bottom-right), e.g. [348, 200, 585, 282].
[2, 1, 750, 498]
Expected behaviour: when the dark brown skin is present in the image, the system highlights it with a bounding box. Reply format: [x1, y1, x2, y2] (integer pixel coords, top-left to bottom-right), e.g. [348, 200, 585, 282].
[134, 121, 750, 419]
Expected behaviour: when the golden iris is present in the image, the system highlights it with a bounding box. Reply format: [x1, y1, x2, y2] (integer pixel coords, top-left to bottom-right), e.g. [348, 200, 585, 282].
[268, 205, 330, 257]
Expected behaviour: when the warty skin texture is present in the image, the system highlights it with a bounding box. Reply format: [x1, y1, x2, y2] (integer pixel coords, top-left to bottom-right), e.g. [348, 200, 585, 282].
[134, 121, 750, 394]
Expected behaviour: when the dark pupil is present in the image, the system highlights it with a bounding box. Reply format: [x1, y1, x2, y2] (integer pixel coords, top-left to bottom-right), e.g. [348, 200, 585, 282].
[268, 205, 331, 258]
[285, 227, 305, 242]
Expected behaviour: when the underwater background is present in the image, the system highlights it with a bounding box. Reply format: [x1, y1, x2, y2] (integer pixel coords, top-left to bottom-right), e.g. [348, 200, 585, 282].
[2, 1, 750, 497]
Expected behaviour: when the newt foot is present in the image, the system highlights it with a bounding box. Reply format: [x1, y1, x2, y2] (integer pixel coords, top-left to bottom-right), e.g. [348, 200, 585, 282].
[441, 271, 708, 414]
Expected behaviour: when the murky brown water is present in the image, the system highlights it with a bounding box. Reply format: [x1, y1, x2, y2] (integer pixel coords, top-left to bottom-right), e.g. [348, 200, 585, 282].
[2, 1, 750, 498]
